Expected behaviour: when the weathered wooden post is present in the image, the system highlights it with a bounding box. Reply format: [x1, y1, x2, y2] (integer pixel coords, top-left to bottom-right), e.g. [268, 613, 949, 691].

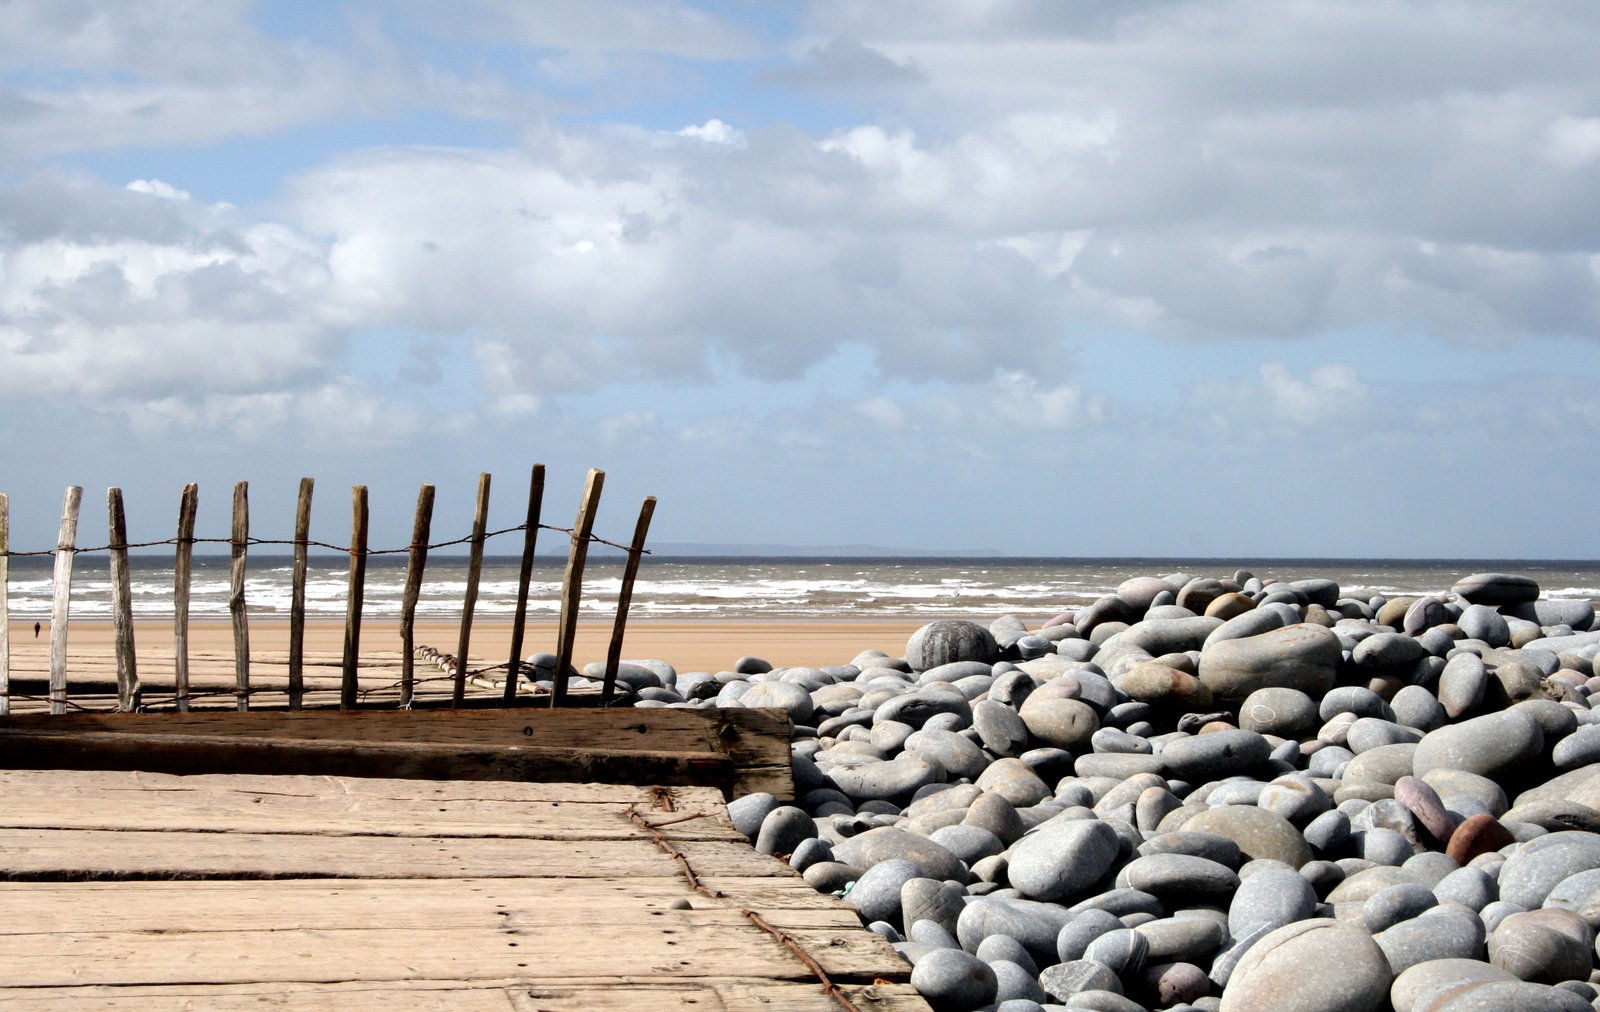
[173, 484, 197, 712]
[229, 481, 250, 711]
[0, 492, 9, 716]
[504, 464, 545, 704]
[601, 496, 656, 706]
[341, 485, 369, 711]
[452, 473, 491, 707]
[399, 483, 435, 708]
[107, 488, 141, 712]
[289, 478, 313, 710]
[551, 469, 604, 707]
[48, 486, 82, 715]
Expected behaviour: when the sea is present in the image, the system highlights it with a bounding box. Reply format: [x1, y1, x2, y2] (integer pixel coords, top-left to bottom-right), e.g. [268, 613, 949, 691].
[3, 556, 1599, 623]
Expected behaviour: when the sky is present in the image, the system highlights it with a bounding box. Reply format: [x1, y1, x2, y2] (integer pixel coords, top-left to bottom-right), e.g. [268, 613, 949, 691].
[2, 1, 1599, 559]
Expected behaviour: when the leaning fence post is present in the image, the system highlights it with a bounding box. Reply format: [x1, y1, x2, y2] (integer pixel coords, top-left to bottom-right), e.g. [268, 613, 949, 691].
[399, 483, 435, 708]
[341, 485, 368, 711]
[504, 464, 545, 704]
[173, 484, 197, 712]
[0, 492, 9, 716]
[602, 496, 656, 706]
[229, 481, 250, 711]
[48, 486, 82, 715]
[551, 468, 604, 707]
[289, 478, 314, 710]
[453, 473, 491, 707]
[107, 488, 141, 712]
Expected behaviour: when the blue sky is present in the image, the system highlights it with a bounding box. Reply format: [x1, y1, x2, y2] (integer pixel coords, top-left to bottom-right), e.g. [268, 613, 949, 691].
[2, 1, 1599, 558]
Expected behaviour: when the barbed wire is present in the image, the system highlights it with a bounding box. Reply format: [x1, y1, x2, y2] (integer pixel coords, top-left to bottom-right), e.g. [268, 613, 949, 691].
[0, 521, 647, 560]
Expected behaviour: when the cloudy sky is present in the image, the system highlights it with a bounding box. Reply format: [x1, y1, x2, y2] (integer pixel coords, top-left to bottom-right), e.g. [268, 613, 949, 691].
[2, 1, 1598, 558]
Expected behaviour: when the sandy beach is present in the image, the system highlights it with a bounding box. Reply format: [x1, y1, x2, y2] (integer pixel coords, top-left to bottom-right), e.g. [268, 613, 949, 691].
[3, 618, 926, 701]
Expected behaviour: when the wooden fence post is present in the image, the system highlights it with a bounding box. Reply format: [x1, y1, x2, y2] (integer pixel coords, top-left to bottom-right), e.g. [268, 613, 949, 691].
[453, 473, 491, 707]
[551, 469, 604, 707]
[504, 464, 545, 704]
[48, 486, 82, 715]
[173, 484, 197, 712]
[229, 481, 250, 711]
[289, 478, 314, 710]
[602, 496, 656, 705]
[107, 488, 141, 712]
[0, 492, 9, 716]
[341, 485, 368, 711]
[399, 483, 435, 709]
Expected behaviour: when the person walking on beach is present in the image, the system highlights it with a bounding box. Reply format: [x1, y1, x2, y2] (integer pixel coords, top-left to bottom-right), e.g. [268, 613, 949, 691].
[34, 622, 40, 638]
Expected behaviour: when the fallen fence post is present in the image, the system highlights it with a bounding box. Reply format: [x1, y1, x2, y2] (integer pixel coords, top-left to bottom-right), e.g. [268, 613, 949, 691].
[453, 473, 491, 708]
[602, 496, 656, 706]
[107, 488, 141, 712]
[552, 468, 604, 707]
[504, 464, 545, 704]
[341, 485, 368, 711]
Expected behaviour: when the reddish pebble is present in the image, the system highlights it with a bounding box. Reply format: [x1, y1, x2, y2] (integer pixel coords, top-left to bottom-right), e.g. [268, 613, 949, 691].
[1394, 775, 1459, 844]
[1446, 812, 1515, 864]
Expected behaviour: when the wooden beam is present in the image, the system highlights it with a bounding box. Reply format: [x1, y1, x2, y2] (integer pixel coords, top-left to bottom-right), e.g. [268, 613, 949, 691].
[340, 485, 368, 711]
[288, 478, 314, 710]
[228, 482, 249, 712]
[602, 496, 656, 705]
[173, 484, 197, 712]
[552, 468, 604, 707]
[453, 473, 491, 708]
[399, 484, 434, 709]
[0, 492, 8, 717]
[504, 464, 545, 703]
[48, 486, 81, 715]
[106, 488, 140, 712]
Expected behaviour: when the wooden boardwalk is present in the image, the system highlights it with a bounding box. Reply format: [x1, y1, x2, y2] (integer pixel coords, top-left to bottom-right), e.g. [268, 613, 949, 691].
[0, 769, 926, 1010]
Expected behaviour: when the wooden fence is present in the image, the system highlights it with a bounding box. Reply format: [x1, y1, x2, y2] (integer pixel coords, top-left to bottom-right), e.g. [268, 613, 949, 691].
[0, 465, 656, 716]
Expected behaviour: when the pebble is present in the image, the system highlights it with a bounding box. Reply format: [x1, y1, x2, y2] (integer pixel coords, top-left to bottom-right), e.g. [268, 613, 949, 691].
[681, 567, 1600, 1012]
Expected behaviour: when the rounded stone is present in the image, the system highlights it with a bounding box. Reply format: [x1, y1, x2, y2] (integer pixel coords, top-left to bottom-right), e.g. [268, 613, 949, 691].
[1394, 776, 1458, 844]
[1159, 729, 1272, 781]
[1228, 864, 1317, 937]
[1182, 805, 1313, 868]
[755, 805, 817, 856]
[1362, 882, 1438, 933]
[739, 680, 816, 724]
[1544, 867, 1600, 930]
[972, 699, 1031, 757]
[1008, 818, 1121, 901]
[909, 947, 999, 1010]
[728, 791, 780, 841]
[1037, 959, 1123, 1002]
[1374, 905, 1487, 977]
[905, 728, 990, 781]
[1083, 927, 1150, 975]
[1488, 907, 1594, 984]
[832, 827, 967, 881]
[1116, 853, 1240, 898]
[1437, 653, 1488, 719]
[1413, 710, 1544, 781]
[906, 621, 999, 671]
[1017, 694, 1099, 750]
[1452, 572, 1540, 606]
[1238, 687, 1319, 738]
[1198, 624, 1342, 701]
[826, 754, 946, 805]
[844, 858, 920, 925]
[1219, 919, 1392, 1012]
[1498, 831, 1600, 909]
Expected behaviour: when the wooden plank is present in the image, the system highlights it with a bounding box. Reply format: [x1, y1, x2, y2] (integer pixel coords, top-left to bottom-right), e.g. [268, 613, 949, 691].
[0, 769, 723, 806]
[553, 468, 604, 707]
[0, 879, 854, 933]
[289, 477, 314, 709]
[0, 491, 8, 717]
[0, 980, 929, 1010]
[342, 484, 369, 711]
[400, 483, 435, 708]
[454, 472, 492, 707]
[0, 914, 896, 987]
[172, 483, 197, 712]
[106, 487, 141, 712]
[0, 829, 789, 880]
[229, 480, 250, 711]
[505, 464, 545, 703]
[603, 496, 656, 705]
[47, 485, 81, 715]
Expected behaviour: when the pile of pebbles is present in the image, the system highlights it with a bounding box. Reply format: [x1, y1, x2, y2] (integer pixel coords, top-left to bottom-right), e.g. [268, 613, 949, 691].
[579, 571, 1600, 1011]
